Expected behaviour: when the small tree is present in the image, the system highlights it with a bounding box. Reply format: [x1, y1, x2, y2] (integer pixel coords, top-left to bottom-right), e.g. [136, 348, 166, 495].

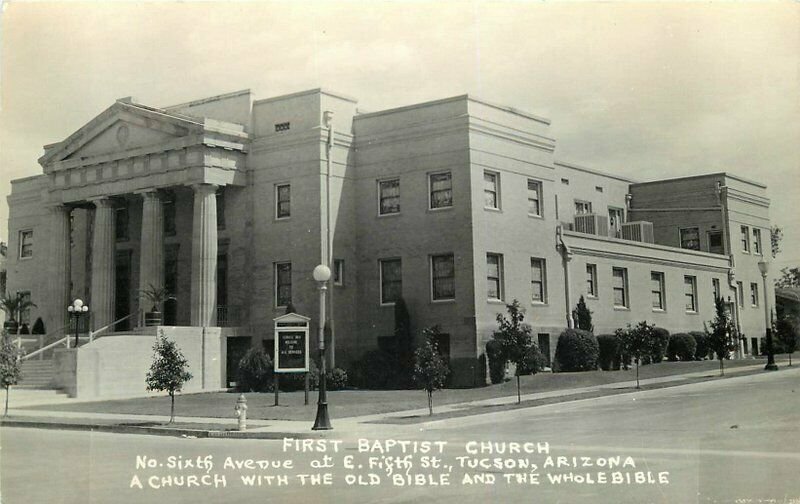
[491, 300, 542, 403]
[572, 296, 594, 332]
[0, 292, 37, 333]
[771, 225, 783, 259]
[706, 297, 738, 376]
[1, 331, 22, 416]
[145, 331, 193, 423]
[775, 267, 800, 289]
[139, 284, 175, 312]
[412, 326, 450, 415]
[616, 321, 655, 388]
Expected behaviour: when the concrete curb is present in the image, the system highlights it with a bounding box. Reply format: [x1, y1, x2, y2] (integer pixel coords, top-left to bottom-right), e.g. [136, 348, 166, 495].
[0, 419, 323, 440]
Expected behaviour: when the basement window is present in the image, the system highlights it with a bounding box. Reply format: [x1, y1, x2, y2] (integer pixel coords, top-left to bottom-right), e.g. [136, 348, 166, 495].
[274, 122, 291, 132]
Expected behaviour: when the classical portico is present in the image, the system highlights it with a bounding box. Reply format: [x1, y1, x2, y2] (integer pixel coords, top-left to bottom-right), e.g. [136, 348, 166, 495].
[38, 98, 248, 331]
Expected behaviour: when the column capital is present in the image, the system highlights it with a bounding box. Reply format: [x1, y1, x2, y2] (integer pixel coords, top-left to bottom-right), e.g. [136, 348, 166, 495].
[135, 188, 162, 198]
[45, 204, 71, 214]
[191, 183, 219, 196]
[88, 196, 115, 208]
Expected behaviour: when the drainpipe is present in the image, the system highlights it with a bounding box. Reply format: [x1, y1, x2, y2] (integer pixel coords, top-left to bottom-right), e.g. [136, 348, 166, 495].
[323, 111, 336, 369]
[557, 225, 574, 329]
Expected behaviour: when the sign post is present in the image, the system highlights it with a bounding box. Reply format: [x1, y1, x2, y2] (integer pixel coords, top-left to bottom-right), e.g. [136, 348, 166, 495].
[273, 313, 311, 406]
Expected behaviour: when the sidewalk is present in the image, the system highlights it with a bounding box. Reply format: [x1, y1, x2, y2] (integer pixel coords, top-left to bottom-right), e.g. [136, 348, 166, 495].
[2, 361, 784, 439]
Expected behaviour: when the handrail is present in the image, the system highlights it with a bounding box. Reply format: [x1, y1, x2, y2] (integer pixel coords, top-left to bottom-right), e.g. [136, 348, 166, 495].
[21, 336, 70, 361]
[89, 311, 139, 343]
[21, 311, 139, 360]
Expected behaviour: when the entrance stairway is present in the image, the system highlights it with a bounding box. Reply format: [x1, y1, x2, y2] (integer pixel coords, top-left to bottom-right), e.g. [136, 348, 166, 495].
[18, 360, 55, 389]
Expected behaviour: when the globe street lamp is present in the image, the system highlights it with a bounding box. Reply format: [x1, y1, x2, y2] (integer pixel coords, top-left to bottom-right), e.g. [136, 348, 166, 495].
[312, 264, 332, 430]
[67, 299, 89, 348]
[757, 260, 778, 371]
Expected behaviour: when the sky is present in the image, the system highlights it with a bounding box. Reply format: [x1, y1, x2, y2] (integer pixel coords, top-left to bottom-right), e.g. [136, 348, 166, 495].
[0, 1, 798, 269]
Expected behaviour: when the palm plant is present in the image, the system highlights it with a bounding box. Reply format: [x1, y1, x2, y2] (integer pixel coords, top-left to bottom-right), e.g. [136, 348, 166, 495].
[0, 293, 37, 333]
[138, 284, 175, 312]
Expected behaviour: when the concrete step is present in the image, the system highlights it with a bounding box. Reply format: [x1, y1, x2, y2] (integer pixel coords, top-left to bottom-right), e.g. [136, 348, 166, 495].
[18, 360, 55, 388]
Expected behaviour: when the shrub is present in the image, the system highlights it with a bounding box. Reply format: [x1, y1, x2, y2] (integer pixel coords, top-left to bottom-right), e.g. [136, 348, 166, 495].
[554, 329, 599, 372]
[690, 331, 710, 360]
[485, 339, 506, 384]
[596, 334, 620, 371]
[667, 333, 697, 361]
[348, 349, 406, 389]
[572, 296, 593, 332]
[326, 367, 348, 390]
[517, 343, 546, 376]
[237, 347, 273, 392]
[650, 328, 670, 364]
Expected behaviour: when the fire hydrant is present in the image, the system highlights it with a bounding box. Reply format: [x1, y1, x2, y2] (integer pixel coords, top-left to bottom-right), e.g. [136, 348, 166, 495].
[234, 394, 247, 431]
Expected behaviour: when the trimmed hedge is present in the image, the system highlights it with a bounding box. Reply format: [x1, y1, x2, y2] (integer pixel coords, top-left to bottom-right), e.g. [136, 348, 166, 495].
[596, 334, 620, 371]
[690, 331, 710, 360]
[650, 327, 670, 364]
[555, 329, 599, 372]
[485, 339, 506, 384]
[348, 349, 408, 389]
[667, 333, 697, 361]
[237, 347, 273, 392]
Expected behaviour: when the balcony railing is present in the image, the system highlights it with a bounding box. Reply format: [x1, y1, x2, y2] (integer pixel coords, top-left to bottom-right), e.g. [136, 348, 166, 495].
[216, 305, 241, 327]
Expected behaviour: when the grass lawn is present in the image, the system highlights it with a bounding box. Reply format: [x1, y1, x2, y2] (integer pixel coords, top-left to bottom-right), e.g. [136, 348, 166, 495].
[28, 355, 791, 421]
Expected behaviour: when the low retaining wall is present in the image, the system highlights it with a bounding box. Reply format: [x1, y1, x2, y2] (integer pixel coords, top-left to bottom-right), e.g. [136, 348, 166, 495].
[53, 326, 226, 399]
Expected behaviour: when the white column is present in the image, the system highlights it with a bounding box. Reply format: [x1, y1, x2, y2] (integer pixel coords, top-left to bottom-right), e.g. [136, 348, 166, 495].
[90, 198, 116, 331]
[190, 184, 218, 327]
[138, 190, 164, 311]
[48, 205, 71, 329]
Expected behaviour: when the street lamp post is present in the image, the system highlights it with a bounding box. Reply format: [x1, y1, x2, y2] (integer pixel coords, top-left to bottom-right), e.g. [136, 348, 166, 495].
[312, 264, 332, 430]
[757, 260, 778, 371]
[67, 299, 89, 349]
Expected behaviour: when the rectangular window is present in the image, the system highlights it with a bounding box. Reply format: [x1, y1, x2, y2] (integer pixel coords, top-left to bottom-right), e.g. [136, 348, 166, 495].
[115, 206, 129, 242]
[684, 276, 698, 312]
[651, 272, 665, 310]
[737, 281, 745, 307]
[753, 228, 762, 255]
[486, 253, 504, 300]
[18, 230, 33, 259]
[741, 226, 750, 252]
[429, 172, 453, 209]
[713, 278, 721, 300]
[708, 230, 724, 255]
[750, 282, 759, 307]
[680, 227, 700, 251]
[216, 187, 225, 229]
[378, 179, 400, 215]
[274, 262, 292, 307]
[561, 178, 570, 185]
[608, 207, 624, 237]
[431, 254, 455, 300]
[274, 122, 290, 132]
[527, 179, 542, 216]
[484, 172, 499, 209]
[276, 184, 291, 219]
[333, 259, 345, 286]
[612, 267, 628, 308]
[586, 264, 598, 297]
[575, 200, 593, 215]
[379, 259, 402, 305]
[163, 192, 176, 236]
[531, 258, 547, 303]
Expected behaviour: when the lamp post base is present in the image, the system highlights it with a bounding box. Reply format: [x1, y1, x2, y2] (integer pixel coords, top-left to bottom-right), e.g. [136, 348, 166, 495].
[764, 361, 778, 371]
[312, 404, 332, 430]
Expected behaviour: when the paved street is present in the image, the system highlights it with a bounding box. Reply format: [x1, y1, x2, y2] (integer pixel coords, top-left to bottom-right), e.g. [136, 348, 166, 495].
[2, 368, 799, 504]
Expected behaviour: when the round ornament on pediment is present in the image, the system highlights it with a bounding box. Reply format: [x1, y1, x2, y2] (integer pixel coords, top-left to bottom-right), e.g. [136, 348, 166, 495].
[116, 124, 130, 146]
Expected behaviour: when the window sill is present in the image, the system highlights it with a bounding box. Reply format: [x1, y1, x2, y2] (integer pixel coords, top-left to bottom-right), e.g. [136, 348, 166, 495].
[380, 302, 396, 307]
[427, 206, 453, 213]
[586, 295, 598, 300]
[19, 256, 33, 261]
[487, 299, 505, 305]
[484, 207, 502, 213]
[652, 308, 666, 313]
[431, 298, 456, 304]
[378, 212, 401, 218]
[685, 311, 699, 315]
[531, 301, 548, 307]
[613, 306, 630, 311]
[274, 217, 291, 222]
[528, 213, 544, 220]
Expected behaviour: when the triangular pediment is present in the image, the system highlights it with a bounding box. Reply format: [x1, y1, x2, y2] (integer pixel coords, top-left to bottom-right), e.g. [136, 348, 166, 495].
[40, 101, 203, 166]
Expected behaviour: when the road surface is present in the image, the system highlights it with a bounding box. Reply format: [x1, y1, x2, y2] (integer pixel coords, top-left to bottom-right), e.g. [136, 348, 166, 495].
[2, 368, 799, 503]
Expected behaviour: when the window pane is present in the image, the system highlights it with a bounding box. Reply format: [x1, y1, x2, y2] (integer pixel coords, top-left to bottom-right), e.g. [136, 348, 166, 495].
[379, 179, 400, 215]
[527, 180, 541, 216]
[484, 173, 497, 209]
[432, 255, 455, 299]
[380, 259, 402, 304]
[612, 268, 627, 307]
[276, 263, 291, 306]
[277, 185, 291, 218]
[531, 259, 545, 302]
[586, 264, 596, 296]
[680, 228, 700, 250]
[684, 276, 696, 311]
[430, 173, 453, 209]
